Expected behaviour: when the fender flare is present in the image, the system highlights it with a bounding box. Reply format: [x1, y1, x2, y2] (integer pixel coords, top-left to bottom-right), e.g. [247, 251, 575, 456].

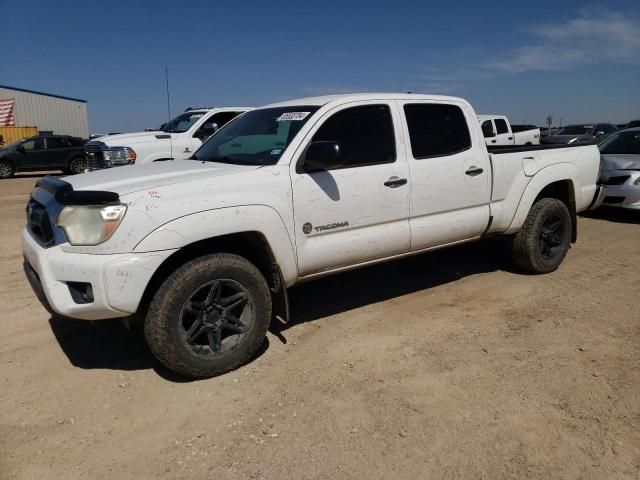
[133, 205, 298, 285]
[505, 163, 577, 235]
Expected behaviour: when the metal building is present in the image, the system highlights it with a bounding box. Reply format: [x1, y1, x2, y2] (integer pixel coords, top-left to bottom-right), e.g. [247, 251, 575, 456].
[0, 85, 89, 138]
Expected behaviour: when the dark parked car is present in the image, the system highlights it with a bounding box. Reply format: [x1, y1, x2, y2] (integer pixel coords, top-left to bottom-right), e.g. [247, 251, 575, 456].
[0, 135, 87, 179]
[541, 123, 618, 145]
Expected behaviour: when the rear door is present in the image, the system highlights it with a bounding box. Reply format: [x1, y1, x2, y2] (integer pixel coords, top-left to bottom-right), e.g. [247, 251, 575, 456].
[398, 101, 491, 249]
[291, 101, 411, 276]
[43, 137, 71, 166]
[493, 118, 513, 145]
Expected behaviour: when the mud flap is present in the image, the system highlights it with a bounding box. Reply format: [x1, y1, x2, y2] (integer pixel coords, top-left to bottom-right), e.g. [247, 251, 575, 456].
[271, 263, 290, 324]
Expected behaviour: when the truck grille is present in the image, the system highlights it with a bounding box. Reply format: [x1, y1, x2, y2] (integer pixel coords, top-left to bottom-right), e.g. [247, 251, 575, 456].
[85, 143, 106, 171]
[26, 199, 55, 246]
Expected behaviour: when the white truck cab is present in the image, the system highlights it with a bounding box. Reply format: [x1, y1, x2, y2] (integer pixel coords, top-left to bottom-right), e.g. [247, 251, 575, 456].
[85, 107, 252, 170]
[479, 114, 540, 147]
[23, 93, 603, 379]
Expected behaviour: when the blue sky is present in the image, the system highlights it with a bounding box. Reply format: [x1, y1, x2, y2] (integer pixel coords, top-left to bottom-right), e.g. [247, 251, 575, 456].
[2, 0, 639, 133]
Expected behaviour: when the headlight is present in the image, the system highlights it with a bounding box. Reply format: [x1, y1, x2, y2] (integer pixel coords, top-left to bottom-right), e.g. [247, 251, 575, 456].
[57, 204, 127, 245]
[103, 147, 136, 166]
[634, 177, 640, 186]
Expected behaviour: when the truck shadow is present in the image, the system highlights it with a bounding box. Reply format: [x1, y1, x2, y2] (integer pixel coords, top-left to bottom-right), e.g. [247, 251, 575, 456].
[274, 238, 512, 339]
[580, 208, 640, 225]
[49, 237, 512, 380]
[48, 315, 269, 382]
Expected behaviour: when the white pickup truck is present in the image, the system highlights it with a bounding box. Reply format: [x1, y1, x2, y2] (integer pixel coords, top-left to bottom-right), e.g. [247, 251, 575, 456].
[479, 115, 541, 146]
[23, 93, 604, 378]
[85, 107, 251, 170]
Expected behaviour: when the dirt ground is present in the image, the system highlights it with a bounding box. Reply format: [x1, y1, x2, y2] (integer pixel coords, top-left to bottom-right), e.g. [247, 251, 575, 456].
[1, 173, 638, 480]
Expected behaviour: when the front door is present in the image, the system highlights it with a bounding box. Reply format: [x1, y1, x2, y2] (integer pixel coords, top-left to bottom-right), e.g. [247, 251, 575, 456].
[493, 118, 513, 146]
[291, 102, 411, 276]
[15, 137, 46, 169]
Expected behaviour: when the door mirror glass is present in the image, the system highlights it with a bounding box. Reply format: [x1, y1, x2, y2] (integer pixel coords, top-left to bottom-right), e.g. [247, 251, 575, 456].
[304, 141, 343, 172]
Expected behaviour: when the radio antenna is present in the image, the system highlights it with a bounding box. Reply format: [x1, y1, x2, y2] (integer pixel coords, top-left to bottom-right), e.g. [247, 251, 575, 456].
[165, 66, 173, 159]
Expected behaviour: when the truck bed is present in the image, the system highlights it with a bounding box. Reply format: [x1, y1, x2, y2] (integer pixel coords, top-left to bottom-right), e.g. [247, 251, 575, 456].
[487, 143, 595, 154]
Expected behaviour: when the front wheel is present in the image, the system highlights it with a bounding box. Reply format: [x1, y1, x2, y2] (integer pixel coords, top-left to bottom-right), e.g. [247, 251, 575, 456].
[144, 253, 272, 378]
[511, 198, 572, 273]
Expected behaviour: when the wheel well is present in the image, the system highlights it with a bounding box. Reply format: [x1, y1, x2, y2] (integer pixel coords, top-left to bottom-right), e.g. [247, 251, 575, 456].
[135, 231, 285, 322]
[535, 180, 577, 242]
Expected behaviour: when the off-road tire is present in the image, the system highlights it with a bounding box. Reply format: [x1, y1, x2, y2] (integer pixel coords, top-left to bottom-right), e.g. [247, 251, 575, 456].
[67, 157, 87, 175]
[511, 198, 571, 273]
[144, 253, 271, 378]
[0, 161, 15, 179]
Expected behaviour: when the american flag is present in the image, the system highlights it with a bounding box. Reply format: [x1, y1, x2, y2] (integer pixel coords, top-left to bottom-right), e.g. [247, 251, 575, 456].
[0, 99, 16, 126]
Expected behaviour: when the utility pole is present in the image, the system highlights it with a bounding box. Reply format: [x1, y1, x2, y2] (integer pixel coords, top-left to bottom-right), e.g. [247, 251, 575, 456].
[546, 115, 553, 135]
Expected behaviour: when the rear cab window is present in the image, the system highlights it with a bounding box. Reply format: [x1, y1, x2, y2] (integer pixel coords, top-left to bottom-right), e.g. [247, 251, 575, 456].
[403, 103, 472, 158]
[494, 118, 509, 135]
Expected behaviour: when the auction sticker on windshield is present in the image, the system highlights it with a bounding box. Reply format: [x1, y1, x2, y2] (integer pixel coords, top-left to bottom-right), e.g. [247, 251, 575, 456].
[276, 112, 311, 121]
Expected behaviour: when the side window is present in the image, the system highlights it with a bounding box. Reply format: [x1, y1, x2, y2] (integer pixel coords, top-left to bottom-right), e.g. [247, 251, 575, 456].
[403, 104, 471, 158]
[194, 112, 241, 139]
[494, 119, 509, 135]
[22, 138, 44, 150]
[310, 104, 395, 168]
[481, 120, 495, 137]
[45, 137, 68, 149]
[601, 124, 616, 134]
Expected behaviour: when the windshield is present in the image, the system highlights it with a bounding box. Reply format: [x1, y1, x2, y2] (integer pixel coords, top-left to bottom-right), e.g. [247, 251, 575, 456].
[161, 112, 205, 133]
[598, 130, 640, 155]
[191, 106, 320, 165]
[556, 125, 592, 135]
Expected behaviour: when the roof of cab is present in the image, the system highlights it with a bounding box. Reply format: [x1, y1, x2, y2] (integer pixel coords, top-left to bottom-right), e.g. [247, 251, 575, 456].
[263, 92, 468, 108]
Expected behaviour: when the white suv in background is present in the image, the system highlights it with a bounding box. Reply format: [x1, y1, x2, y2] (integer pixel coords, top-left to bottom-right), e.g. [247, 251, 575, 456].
[85, 107, 252, 170]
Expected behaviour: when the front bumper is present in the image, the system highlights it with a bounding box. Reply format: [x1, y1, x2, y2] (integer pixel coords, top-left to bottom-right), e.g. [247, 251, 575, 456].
[601, 171, 640, 210]
[22, 228, 175, 320]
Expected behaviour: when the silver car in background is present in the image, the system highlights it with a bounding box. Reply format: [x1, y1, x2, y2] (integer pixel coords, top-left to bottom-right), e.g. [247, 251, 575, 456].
[599, 128, 640, 210]
[542, 123, 618, 145]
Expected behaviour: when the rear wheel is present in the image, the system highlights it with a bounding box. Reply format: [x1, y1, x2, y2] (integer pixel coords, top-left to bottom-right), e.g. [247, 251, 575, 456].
[0, 161, 15, 179]
[144, 253, 272, 378]
[511, 198, 572, 273]
[67, 157, 86, 175]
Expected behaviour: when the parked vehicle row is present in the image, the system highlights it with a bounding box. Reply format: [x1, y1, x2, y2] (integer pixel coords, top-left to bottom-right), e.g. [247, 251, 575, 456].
[541, 123, 618, 145]
[22, 92, 603, 378]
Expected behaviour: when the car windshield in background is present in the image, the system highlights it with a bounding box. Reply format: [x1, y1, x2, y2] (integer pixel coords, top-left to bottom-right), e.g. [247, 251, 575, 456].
[161, 112, 205, 133]
[556, 125, 592, 135]
[192, 106, 320, 166]
[598, 131, 640, 155]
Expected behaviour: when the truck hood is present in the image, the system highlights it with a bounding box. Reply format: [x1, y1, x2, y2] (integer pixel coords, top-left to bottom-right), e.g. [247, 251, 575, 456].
[601, 154, 640, 171]
[65, 160, 262, 196]
[95, 131, 175, 147]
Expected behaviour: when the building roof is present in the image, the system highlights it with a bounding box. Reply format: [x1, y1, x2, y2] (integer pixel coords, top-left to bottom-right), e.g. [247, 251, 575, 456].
[0, 85, 87, 103]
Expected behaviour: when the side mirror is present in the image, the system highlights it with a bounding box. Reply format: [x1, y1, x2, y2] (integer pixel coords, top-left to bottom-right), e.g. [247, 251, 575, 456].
[595, 131, 605, 137]
[304, 141, 343, 172]
[194, 122, 219, 139]
[16, 145, 26, 153]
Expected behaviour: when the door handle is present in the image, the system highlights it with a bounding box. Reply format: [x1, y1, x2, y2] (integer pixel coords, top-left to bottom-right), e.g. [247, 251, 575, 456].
[508, 137, 513, 140]
[384, 176, 408, 188]
[491, 140, 496, 143]
[465, 166, 484, 177]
